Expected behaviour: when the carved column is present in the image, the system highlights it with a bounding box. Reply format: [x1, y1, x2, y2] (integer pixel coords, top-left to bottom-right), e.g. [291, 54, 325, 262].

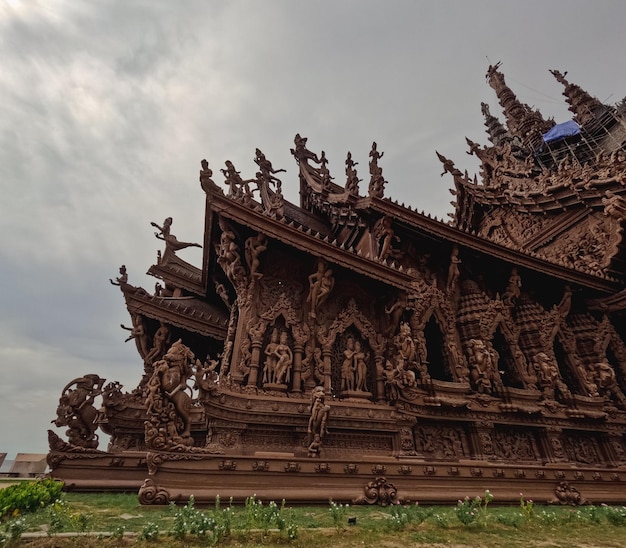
[375, 355, 386, 403]
[291, 325, 309, 395]
[468, 421, 496, 461]
[322, 346, 333, 394]
[247, 333, 265, 388]
[291, 345, 303, 395]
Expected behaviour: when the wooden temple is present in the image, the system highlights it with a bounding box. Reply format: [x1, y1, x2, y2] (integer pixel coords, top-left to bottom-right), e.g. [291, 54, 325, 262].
[49, 65, 626, 506]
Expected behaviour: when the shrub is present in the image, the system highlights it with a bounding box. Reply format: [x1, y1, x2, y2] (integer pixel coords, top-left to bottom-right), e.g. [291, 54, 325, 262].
[0, 479, 63, 520]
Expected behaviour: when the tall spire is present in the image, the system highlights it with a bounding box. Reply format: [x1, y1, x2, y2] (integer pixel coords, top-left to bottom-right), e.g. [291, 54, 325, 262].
[486, 63, 553, 149]
[550, 69, 605, 125]
[481, 102, 512, 147]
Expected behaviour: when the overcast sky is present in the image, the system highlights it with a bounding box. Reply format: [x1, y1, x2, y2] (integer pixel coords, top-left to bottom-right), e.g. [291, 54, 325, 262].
[1, 0, 625, 460]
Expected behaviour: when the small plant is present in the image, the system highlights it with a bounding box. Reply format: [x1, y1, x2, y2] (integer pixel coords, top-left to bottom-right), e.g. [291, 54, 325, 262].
[386, 502, 433, 531]
[139, 521, 160, 541]
[519, 493, 534, 520]
[71, 511, 93, 534]
[275, 502, 299, 540]
[6, 517, 27, 544]
[111, 525, 126, 539]
[328, 499, 349, 531]
[538, 509, 559, 526]
[432, 513, 449, 528]
[219, 505, 234, 538]
[45, 499, 72, 534]
[455, 490, 493, 527]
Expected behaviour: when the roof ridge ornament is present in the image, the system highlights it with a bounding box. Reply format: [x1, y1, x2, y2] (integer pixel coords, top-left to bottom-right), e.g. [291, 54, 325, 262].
[368, 141, 386, 198]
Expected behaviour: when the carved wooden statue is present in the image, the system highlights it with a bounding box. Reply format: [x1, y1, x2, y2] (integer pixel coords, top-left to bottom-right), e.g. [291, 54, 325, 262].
[307, 386, 330, 458]
[53, 374, 105, 449]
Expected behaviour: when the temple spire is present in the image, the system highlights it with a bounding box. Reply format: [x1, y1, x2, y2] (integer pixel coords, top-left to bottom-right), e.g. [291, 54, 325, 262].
[486, 63, 553, 149]
[481, 102, 512, 147]
[550, 69, 606, 125]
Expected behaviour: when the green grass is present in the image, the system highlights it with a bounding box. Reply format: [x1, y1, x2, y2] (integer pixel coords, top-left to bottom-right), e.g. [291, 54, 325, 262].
[3, 491, 626, 547]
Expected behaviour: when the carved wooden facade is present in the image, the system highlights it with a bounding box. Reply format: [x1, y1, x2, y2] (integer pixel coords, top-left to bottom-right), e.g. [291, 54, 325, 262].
[49, 67, 626, 505]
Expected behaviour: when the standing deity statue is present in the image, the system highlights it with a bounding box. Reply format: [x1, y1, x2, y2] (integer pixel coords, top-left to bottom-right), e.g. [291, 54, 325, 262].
[341, 336, 356, 391]
[263, 328, 280, 384]
[353, 340, 369, 392]
[446, 246, 461, 293]
[345, 151, 360, 195]
[274, 331, 293, 385]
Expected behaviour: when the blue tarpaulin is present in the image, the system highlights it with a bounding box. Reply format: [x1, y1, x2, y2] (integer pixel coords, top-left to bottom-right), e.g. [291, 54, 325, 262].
[542, 120, 580, 143]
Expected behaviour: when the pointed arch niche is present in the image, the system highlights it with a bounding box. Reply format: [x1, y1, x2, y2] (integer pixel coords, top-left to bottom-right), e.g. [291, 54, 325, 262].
[492, 323, 524, 389]
[320, 299, 384, 399]
[422, 312, 453, 382]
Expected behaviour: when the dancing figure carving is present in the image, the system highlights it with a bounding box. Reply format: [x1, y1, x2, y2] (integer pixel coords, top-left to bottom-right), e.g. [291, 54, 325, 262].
[307, 386, 330, 458]
[151, 217, 201, 253]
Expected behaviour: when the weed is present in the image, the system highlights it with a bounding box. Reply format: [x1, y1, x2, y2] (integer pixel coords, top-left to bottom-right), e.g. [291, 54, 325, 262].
[386, 502, 433, 531]
[519, 492, 534, 521]
[455, 490, 493, 527]
[139, 521, 160, 541]
[328, 499, 349, 531]
[605, 506, 626, 526]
